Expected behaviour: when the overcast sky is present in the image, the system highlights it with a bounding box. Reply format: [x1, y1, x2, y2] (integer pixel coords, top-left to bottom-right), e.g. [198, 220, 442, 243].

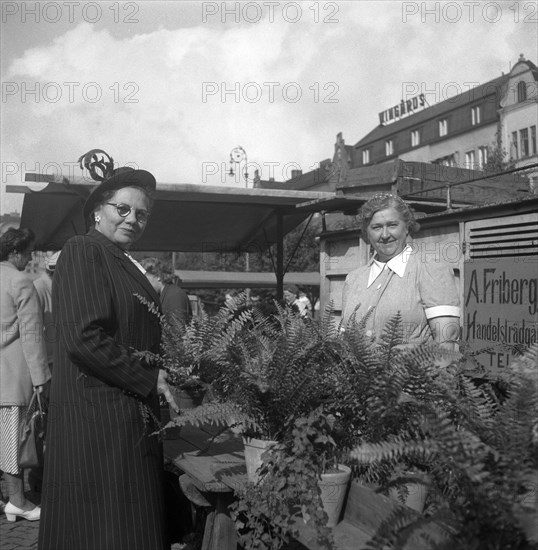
[1, 0, 535, 213]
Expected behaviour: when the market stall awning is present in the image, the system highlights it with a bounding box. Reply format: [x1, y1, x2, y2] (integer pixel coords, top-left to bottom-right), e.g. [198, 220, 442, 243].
[9, 175, 334, 252]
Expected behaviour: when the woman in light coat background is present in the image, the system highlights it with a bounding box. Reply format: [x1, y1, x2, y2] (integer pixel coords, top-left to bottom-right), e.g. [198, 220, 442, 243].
[0, 228, 50, 521]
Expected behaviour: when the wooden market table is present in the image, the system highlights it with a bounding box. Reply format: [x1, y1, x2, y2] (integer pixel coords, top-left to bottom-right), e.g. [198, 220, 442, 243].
[163, 424, 247, 550]
[163, 425, 427, 550]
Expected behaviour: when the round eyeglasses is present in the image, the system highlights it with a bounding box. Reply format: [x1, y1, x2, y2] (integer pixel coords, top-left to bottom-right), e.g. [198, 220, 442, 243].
[105, 202, 150, 224]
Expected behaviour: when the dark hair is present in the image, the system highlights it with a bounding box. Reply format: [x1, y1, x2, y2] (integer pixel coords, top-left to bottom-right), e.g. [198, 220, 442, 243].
[0, 228, 35, 261]
[284, 284, 299, 295]
[358, 193, 420, 243]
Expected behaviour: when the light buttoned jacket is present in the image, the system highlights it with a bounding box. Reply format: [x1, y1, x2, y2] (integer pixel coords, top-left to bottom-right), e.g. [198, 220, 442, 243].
[0, 261, 51, 405]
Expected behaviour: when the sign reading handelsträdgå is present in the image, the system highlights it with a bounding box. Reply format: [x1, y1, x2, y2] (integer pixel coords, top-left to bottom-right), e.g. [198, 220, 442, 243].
[464, 257, 537, 373]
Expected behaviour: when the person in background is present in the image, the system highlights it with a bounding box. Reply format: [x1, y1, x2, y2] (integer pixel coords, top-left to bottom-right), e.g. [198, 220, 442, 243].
[283, 284, 299, 308]
[296, 289, 313, 319]
[341, 193, 460, 350]
[33, 250, 61, 370]
[140, 257, 192, 326]
[0, 228, 50, 522]
[225, 289, 239, 308]
[39, 156, 179, 550]
[284, 284, 312, 318]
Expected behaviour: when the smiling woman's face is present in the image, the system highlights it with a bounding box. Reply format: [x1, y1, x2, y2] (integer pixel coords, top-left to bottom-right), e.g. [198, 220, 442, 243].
[94, 186, 151, 249]
[366, 207, 409, 262]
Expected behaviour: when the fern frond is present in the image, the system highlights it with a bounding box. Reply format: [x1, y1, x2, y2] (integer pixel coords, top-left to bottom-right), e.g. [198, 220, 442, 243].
[167, 401, 259, 433]
[351, 435, 437, 464]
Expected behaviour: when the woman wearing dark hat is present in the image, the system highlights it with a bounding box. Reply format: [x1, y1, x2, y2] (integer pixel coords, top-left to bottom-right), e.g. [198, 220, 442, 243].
[39, 151, 178, 550]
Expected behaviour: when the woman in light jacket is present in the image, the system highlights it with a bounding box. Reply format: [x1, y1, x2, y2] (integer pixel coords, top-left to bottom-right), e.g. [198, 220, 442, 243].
[0, 228, 50, 521]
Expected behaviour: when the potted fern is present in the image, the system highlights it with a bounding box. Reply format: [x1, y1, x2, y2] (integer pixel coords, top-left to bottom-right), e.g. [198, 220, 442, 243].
[231, 407, 345, 550]
[135, 293, 213, 426]
[159, 311, 209, 418]
[165, 296, 348, 490]
[346, 331, 538, 550]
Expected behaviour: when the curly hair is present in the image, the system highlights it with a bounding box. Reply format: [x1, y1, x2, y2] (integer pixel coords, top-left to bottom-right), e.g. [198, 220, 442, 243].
[358, 193, 420, 243]
[0, 228, 35, 261]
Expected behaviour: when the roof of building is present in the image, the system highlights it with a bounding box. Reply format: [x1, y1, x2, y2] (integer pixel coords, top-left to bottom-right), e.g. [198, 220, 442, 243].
[512, 56, 538, 80]
[411, 195, 538, 233]
[255, 160, 333, 192]
[354, 74, 508, 148]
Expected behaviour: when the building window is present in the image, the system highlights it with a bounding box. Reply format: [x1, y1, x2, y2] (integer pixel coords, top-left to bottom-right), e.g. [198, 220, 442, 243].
[517, 81, 527, 102]
[385, 139, 393, 156]
[439, 119, 448, 137]
[465, 150, 476, 169]
[531, 126, 537, 155]
[362, 149, 370, 165]
[411, 129, 420, 147]
[520, 128, 529, 157]
[512, 131, 519, 159]
[471, 106, 481, 125]
[478, 146, 488, 169]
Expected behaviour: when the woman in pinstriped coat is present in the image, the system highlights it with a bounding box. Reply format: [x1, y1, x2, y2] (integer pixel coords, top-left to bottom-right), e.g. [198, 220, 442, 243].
[39, 155, 179, 550]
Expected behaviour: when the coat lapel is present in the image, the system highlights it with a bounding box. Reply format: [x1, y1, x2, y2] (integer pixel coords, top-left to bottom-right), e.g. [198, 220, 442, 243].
[87, 228, 161, 306]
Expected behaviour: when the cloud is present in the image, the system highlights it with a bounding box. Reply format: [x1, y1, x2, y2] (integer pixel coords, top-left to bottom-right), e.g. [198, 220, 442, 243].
[1, 1, 535, 214]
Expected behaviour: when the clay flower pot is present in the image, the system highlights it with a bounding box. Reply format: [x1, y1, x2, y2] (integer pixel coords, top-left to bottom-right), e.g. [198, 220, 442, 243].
[319, 465, 352, 527]
[243, 436, 277, 484]
[389, 479, 429, 513]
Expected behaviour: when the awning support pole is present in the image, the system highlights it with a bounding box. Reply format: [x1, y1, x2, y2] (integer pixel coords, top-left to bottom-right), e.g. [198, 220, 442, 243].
[284, 213, 314, 275]
[276, 212, 284, 301]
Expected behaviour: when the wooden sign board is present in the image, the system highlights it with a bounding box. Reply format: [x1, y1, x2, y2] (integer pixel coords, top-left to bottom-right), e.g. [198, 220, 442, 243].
[462, 212, 538, 374]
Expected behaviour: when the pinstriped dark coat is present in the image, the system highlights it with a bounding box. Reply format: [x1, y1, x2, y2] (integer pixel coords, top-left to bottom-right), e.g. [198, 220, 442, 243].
[39, 228, 167, 550]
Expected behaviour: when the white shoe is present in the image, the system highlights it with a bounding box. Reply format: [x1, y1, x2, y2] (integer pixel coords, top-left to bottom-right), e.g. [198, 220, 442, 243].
[4, 501, 41, 522]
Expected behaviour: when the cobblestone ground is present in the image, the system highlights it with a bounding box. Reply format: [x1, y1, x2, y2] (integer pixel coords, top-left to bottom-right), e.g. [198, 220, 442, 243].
[0, 471, 40, 550]
[0, 472, 309, 550]
[0, 470, 198, 550]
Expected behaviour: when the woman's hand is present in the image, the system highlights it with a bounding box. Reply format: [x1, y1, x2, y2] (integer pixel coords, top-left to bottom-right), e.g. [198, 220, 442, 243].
[156, 369, 179, 413]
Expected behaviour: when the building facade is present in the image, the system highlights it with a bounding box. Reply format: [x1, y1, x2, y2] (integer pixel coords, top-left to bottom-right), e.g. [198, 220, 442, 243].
[500, 56, 538, 186]
[354, 55, 537, 187]
[254, 55, 537, 196]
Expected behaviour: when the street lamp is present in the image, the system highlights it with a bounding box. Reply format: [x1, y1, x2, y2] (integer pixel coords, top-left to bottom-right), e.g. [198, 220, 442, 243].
[227, 146, 251, 301]
[228, 146, 249, 187]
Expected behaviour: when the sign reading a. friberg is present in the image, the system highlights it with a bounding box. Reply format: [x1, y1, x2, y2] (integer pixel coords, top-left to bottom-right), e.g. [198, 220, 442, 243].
[464, 257, 538, 374]
[378, 94, 426, 125]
